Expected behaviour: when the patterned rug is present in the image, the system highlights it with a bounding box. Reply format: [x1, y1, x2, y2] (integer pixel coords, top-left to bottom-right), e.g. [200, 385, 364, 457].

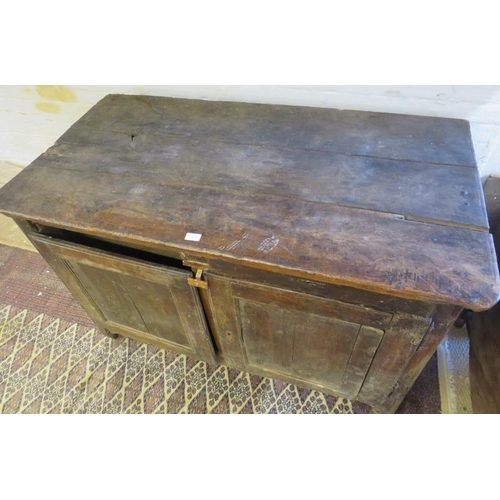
[0, 243, 441, 413]
[437, 326, 473, 414]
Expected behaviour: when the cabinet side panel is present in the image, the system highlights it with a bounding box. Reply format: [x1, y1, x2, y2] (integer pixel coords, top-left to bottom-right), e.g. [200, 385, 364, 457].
[384, 304, 462, 413]
[358, 313, 432, 410]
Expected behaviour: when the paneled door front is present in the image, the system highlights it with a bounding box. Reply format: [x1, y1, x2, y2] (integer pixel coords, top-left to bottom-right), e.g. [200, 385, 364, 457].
[30, 233, 216, 364]
[205, 274, 392, 399]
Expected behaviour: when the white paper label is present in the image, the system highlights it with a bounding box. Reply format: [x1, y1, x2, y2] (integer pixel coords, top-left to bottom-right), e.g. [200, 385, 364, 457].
[184, 232, 202, 242]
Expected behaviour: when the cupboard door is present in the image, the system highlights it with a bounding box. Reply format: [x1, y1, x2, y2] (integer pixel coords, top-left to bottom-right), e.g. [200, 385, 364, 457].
[30, 234, 216, 364]
[206, 274, 389, 398]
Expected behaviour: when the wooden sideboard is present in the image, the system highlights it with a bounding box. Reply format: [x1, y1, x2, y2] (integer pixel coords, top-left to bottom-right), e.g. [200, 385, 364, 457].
[0, 94, 498, 413]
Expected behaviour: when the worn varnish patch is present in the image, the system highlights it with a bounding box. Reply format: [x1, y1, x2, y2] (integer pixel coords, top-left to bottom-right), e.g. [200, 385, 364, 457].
[32, 136, 490, 230]
[58, 94, 477, 167]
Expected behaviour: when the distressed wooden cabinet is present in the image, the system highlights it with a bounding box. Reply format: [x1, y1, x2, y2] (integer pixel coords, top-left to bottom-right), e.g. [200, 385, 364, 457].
[1, 94, 499, 413]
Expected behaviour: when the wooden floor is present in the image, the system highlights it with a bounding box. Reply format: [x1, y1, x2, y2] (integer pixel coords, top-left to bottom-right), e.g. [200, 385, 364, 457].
[0, 160, 34, 251]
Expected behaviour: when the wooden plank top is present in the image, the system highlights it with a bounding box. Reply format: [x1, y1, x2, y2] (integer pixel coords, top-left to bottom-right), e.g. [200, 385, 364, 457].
[0, 94, 498, 310]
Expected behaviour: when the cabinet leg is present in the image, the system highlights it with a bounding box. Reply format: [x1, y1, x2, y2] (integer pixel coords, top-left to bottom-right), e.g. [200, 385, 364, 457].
[102, 328, 119, 340]
[454, 309, 467, 328]
[454, 309, 472, 334]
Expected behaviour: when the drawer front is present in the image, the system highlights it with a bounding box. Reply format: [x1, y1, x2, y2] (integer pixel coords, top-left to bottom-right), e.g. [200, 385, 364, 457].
[30, 233, 216, 364]
[206, 274, 390, 398]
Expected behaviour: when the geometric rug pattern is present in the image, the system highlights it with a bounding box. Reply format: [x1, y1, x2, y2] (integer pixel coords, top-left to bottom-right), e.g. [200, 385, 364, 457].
[437, 325, 473, 414]
[0, 305, 365, 414]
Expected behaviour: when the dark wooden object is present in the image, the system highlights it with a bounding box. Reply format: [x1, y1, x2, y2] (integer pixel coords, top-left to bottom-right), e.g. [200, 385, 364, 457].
[0, 94, 498, 413]
[469, 175, 500, 413]
[484, 175, 500, 233]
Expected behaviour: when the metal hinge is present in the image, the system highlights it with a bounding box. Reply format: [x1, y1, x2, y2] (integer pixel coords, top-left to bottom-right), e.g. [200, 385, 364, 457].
[183, 260, 209, 289]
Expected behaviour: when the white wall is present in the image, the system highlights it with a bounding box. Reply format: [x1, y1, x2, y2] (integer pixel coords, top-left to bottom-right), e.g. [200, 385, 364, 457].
[2, 85, 500, 180]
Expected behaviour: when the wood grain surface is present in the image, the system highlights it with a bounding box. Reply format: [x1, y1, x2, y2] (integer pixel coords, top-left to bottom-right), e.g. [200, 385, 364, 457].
[0, 94, 498, 311]
[57, 94, 478, 167]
